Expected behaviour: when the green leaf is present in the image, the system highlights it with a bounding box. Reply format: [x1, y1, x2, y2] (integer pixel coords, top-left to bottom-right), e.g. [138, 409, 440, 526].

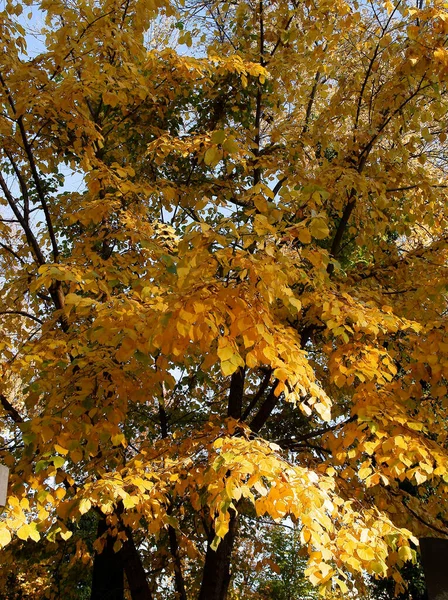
[210, 535, 221, 551]
[52, 456, 66, 469]
[211, 130, 226, 144]
[35, 460, 48, 473]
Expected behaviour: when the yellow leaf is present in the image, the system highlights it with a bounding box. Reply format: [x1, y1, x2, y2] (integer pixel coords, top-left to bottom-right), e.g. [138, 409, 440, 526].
[211, 130, 226, 144]
[357, 546, 375, 561]
[79, 498, 92, 515]
[289, 297, 302, 311]
[64, 293, 81, 305]
[0, 528, 11, 548]
[333, 373, 346, 388]
[111, 433, 125, 446]
[17, 524, 31, 541]
[335, 578, 348, 593]
[254, 196, 268, 212]
[414, 471, 427, 485]
[55, 488, 66, 500]
[70, 449, 83, 463]
[359, 467, 372, 480]
[394, 436, 407, 450]
[40, 426, 54, 443]
[103, 91, 120, 107]
[298, 228, 312, 244]
[217, 344, 235, 361]
[54, 444, 69, 456]
[215, 519, 229, 538]
[221, 360, 238, 376]
[204, 146, 221, 166]
[309, 217, 330, 240]
[398, 546, 413, 562]
[29, 526, 40, 542]
[222, 137, 239, 153]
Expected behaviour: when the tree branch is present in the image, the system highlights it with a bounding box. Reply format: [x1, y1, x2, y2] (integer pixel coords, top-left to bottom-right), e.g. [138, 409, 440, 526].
[0, 170, 46, 265]
[4, 150, 31, 222]
[228, 367, 245, 420]
[0, 393, 23, 424]
[249, 381, 280, 434]
[303, 70, 321, 134]
[0, 310, 43, 325]
[242, 369, 271, 420]
[275, 416, 354, 448]
[0, 71, 59, 262]
[0, 241, 26, 264]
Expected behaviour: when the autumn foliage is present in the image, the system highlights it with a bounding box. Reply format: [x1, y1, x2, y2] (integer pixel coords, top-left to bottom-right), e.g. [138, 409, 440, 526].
[1, 0, 448, 597]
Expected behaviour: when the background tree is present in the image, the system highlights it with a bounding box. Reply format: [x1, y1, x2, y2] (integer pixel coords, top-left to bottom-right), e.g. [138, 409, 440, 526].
[1, 0, 448, 599]
[253, 523, 317, 600]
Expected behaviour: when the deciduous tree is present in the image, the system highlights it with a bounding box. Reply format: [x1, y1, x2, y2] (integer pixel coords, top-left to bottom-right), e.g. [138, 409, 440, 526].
[1, 0, 448, 598]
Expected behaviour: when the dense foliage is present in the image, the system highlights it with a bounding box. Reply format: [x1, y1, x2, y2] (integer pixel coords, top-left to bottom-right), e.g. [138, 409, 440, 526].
[1, 0, 448, 597]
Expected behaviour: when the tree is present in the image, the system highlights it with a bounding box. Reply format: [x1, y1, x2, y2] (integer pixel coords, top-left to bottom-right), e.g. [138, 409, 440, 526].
[367, 557, 427, 600]
[253, 523, 318, 600]
[1, 0, 448, 597]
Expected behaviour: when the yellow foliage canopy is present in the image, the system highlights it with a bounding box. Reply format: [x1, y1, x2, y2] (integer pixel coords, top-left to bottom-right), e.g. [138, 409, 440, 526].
[1, 0, 448, 597]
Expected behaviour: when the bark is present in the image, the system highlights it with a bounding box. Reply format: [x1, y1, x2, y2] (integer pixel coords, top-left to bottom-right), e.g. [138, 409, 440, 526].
[122, 527, 153, 600]
[227, 367, 245, 420]
[90, 516, 124, 600]
[198, 510, 239, 600]
[91, 515, 152, 600]
[159, 400, 187, 599]
[420, 537, 448, 600]
[249, 383, 279, 434]
[197, 360, 247, 599]
[167, 521, 187, 600]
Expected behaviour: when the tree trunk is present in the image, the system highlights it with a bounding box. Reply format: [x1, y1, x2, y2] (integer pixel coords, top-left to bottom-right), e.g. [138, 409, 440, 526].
[198, 510, 239, 600]
[122, 527, 153, 600]
[91, 516, 152, 600]
[168, 523, 187, 600]
[420, 537, 447, 600]
[91, 516, 124, 600]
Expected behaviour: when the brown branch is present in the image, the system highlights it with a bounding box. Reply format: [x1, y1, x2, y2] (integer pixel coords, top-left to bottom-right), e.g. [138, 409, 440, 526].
[0, 394, 23, 424]
[4, 150, 31, 222]
[268, 12, 296, 60]
[358, 75, 430, 168]
[158, 384, 187, 599]
[276, 416, 354, 448]
[0, 310, 43, 325]
[386, 184, 420, 192]
[353, 1, 402, 136]
[389, 489, 448, 536]
[328, 72, 430, 271]
[272, 176, 287, 198]
[249, 380, 280, 434]
[167, 507, 188, 600]
[405, 503, 448, 536]
[303, 71, 321, 134]
[0, 71, 59, 262]
[0, 168, 66, 326]
[46, 8, 117, 84]
[242, 369, 272, 420]
[382, 287, 417, 295]
[279, 442, 331, 455]
[328, 192, 357, 268]
[0, 171, 46, 265]
[0, 241, 26, 264]
[15, 117, 60, 263]
[253, 1, 264, 186]
[228, 367, 245, 420]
